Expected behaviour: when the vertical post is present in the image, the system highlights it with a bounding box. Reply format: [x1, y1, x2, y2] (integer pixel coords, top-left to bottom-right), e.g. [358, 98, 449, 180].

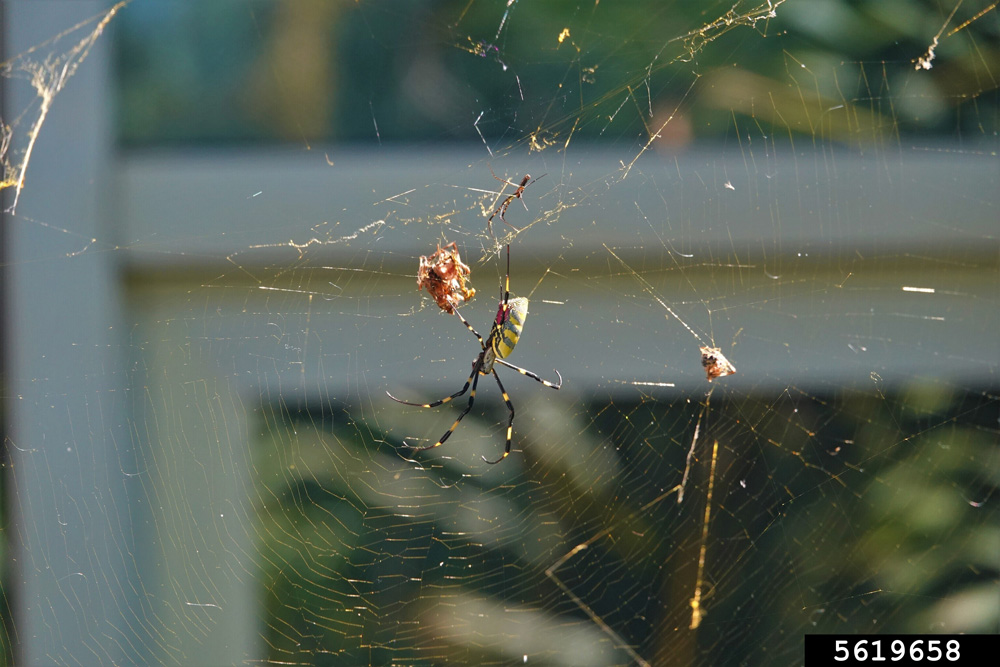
[2, 3, 134, 664]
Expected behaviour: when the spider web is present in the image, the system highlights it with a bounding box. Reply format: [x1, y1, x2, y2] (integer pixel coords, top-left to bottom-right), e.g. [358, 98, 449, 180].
[2, 1, 998, 665]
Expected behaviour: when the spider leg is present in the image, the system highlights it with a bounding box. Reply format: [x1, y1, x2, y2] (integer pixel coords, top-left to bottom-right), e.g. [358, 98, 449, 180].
[482, 370, 515, 464]
[499, 242, 510, 304]
[486, 199, 522, 238]
[486, 171, 549, 239]
[452, 308, 486, 350]
[386, 352, 483, 408]
[488, 164, 529, 191]
[410, 359, 485, 453]
[495, 360, 562, 389]
[499, 198, 521, 229]
[486, 167, 528, 238]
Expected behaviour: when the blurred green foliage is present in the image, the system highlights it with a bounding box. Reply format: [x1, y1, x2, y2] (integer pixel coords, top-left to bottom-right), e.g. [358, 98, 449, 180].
[254, 382, 998, 665]
[116, 0, 999, 146]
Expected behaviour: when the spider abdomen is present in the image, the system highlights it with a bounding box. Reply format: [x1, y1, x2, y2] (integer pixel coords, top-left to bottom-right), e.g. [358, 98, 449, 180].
[493, 296, 528, 360]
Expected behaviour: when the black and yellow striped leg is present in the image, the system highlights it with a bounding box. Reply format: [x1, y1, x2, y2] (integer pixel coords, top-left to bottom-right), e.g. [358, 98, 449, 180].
[482, 370, 516, 465]
[496, 359, 563, 390]
[452, 308, 486, 349]
[411, 358, 485, 453]
[385, 353, 484, 408]
[502, 244, 510, 304]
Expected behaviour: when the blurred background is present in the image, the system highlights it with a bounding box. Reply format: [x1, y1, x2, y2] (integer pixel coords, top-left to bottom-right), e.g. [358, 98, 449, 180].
[2, 1, 998, 665]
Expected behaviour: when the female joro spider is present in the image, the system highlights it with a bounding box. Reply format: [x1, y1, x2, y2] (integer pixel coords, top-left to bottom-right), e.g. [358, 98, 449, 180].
[387, 244, 562, 464]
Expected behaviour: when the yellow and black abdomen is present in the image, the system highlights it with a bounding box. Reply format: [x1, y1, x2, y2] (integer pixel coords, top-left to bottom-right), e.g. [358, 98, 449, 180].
[492, 296, 528, 360]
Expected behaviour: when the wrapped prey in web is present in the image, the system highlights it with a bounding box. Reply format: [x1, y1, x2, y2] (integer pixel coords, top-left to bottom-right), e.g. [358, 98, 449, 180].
[416, 241, 476, 314]
[700, 346, 736, 382]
